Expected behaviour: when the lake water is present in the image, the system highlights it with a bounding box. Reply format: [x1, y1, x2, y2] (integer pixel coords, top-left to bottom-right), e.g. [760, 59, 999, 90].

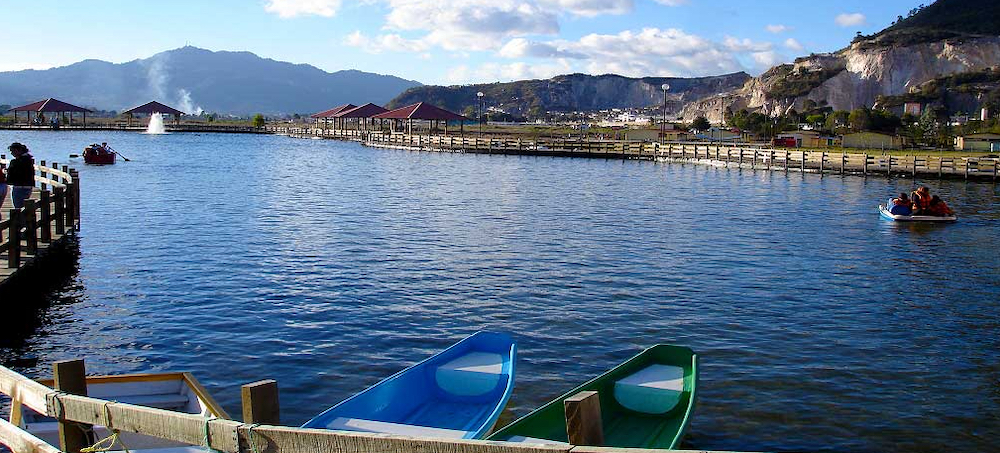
[1, 130, 998, 453]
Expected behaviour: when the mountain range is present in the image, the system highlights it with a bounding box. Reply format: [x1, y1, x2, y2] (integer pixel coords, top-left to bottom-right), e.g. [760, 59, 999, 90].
[0, 46, 421, 115]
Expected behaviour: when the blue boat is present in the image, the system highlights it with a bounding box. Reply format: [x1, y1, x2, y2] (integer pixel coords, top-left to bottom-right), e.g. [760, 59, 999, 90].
[302, 332, 516, 439]
[879, 204, 956, 222]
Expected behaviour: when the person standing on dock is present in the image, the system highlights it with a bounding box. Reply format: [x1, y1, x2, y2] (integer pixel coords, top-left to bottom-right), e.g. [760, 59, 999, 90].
[0, 159, 7, 216]
[6, 143, 35, 209]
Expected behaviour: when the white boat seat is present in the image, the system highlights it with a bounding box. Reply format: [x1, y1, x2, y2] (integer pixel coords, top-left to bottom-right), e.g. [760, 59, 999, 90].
[116, 393, 191, 410]
[434, 352, 504, 396]
[613, 364, 685, 414]
[326, 417, 466, 439]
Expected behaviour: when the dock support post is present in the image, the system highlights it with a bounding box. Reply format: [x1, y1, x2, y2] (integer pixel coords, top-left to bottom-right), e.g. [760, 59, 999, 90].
[820, 152, 825, 173]
[54, 187, 65, 235]
[242, 380, 280, 425]
[71, 170, 80, 229]
[801, 151, 806, 172]
[863, 154, 869, 176]
[7, 209, 20, 269]
[23, 199, 37, 256]
[54, 359, 92, 453]
[564, 391, 603, 446]
[39, 190, 51, 243]
[841, 153, 846, 175]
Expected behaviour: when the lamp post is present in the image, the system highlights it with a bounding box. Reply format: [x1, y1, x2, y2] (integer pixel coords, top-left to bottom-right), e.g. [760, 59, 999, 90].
[477, 91, 485, 137]
[661, 83, 670, 144]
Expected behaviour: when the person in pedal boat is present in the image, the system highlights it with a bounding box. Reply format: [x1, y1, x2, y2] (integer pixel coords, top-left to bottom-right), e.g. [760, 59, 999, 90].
[910, 186, 932, 215]
[888, 192, 912, 215]
[928, 196, 954, 217]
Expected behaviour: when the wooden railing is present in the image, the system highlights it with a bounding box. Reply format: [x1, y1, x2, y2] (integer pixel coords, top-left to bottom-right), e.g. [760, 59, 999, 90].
[0, 360, 751, 453]
[267, 127, 1000, 181]
[0, 157, 79, 271]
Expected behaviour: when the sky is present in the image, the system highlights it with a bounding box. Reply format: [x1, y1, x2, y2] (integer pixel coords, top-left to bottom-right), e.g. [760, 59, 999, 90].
[1, 0, 927, 85]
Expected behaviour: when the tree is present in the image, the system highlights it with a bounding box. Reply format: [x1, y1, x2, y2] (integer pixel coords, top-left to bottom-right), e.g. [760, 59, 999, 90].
[826, 111, 849, 131]
[805, 114, 826, 128]
[848, 108, 872, 130]
[252, 114, 265, 128]
[691, 116, 711, 132]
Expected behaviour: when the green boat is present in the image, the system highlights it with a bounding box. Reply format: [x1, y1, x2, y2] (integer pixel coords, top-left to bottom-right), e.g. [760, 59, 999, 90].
[488, 344, 697, 449]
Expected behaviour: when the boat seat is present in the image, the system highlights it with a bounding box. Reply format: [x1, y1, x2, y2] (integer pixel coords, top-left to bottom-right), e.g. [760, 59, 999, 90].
[326, 417, 467, 439]
[613, 364, 685, 414]
[108, 447, 212, 453]
[434, 352, 504, 396]
[115, 393, 191, 411]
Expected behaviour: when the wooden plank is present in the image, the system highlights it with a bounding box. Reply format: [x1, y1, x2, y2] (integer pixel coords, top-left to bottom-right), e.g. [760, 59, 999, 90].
[0, 366, 51, 415]
[183, 372, 232, 420]
[563, 391, 603, 446]
[44, 393, 242, 453]
[0, 418, 63, 453]
[242, 380, 280, 424]
[53, 360, 91, 453]
[235, 424, 570, 453]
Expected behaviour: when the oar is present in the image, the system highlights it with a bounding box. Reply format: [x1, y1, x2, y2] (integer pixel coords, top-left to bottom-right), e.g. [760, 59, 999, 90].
[69, 154, 80, 158]
[107, 146, 131, 162]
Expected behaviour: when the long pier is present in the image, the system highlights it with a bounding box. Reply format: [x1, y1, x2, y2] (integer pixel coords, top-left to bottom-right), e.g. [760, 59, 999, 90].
[268, 126, 1000, 181]
[0, 360, 752, 453]
[0, 159, 80, 291]
[0, 124, 265, 134]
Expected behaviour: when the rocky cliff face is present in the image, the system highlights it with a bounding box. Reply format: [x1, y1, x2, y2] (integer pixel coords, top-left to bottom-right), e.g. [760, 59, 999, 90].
[389, 72, 750, 117]
[682, 36, 1000, 123]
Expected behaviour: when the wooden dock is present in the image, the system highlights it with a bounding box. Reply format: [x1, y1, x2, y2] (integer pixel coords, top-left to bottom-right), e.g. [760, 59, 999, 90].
[0, 360, 756, 453]
[0, 159, 79, 291]
[269, 126, 1000, 181]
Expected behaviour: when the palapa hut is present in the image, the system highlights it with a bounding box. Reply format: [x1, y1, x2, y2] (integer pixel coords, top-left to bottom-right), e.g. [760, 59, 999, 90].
[311, 104, 357, 129]
[9, 98, 92, 127]
[121, 101, 186, 126]
[372, 102, 470, 135]
[334, 103, 389, 131]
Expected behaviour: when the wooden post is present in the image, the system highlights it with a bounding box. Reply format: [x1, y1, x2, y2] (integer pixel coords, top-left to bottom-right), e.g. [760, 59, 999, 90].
[64, 181, 76, 231]
[784, 150, 789, 172]
[887, 155, 892, 176]
[23, 199, 37, 256]
[54, 187, 65, 235]
[819, 151, 825, 173]
[241, 380, 280, 425]
[863, 154, 868, 176]
[841, 152, 846, 175]
[71, 170, 80, 228]
[564, 391, 603, 446]
[800, 151, 806, 172]
[39, 160, 47, 191]
[39, 190, 51, 243]
[53, 359, 92, 453]
[965, 159, 970, 179]
[7, 209, 20, 269]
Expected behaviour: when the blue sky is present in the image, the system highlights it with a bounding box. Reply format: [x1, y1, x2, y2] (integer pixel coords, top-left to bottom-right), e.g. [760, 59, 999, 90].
[2, 0, 925, 85]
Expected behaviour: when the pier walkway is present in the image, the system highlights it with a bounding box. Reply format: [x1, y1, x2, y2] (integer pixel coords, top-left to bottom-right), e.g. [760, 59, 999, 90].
[269, 126, 1000, 181]
[0, 159, 80, 290]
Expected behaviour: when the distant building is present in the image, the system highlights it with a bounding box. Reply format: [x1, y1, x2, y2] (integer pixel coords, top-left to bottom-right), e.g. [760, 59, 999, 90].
[626, 129, 691, 142]
[842, 131, 909, 150]
[700, 127, 742, 142]
[955, 133, 1000, 152]
[903, 102, 922, 116]
[775, 130, 842, 148]
[949, 114, 970, 126]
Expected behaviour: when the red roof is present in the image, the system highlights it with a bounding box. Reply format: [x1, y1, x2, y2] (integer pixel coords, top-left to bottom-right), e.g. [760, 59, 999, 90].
[311, 104, 357, 119]
[373, 102, 470, 121]
[10, 98, 92, 113]
[122, 101, 186, 116]
[335, 103, 389, 118]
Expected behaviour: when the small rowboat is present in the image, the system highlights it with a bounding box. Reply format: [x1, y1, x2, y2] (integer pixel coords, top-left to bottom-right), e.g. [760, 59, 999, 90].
[83, 144, 116, 165]
[879, 205, 957, 222]
[488, 344, 697, 449]
[12, 372, 229, 452]
[302, 331, 516, 439]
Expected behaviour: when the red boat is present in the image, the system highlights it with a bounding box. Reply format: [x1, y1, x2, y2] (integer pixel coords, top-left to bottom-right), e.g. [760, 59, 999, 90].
[83, 143, 116, 165]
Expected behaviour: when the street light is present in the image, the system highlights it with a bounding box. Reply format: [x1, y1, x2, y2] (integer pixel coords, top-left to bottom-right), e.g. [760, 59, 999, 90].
[477, 91, 485, 136]
[661, 83, 670, 144]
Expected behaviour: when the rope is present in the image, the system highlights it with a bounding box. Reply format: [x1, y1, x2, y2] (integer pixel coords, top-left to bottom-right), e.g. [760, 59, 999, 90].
[203, 416, 222, 453]
[80, 401, 129, 453]
[246, 424, 262, 453]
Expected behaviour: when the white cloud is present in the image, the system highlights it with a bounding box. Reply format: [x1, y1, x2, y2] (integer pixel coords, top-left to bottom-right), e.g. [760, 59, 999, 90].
[750, 50, 785, 68]
[345, 31, 429, 53]
[264, 0, 342, 18]
[652, 0, 688, 5]
[765, 24, 789, 34]
[447, 60, 574, 83]
[784, 38, 804, 51]
[567, 28, 746, 77]
[722, 36, 772, 52]
[499, 38, 586, 59]
[539, 0, 634, 16]
[835, 12, 866, 27]
[383, 0, 560, 51]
